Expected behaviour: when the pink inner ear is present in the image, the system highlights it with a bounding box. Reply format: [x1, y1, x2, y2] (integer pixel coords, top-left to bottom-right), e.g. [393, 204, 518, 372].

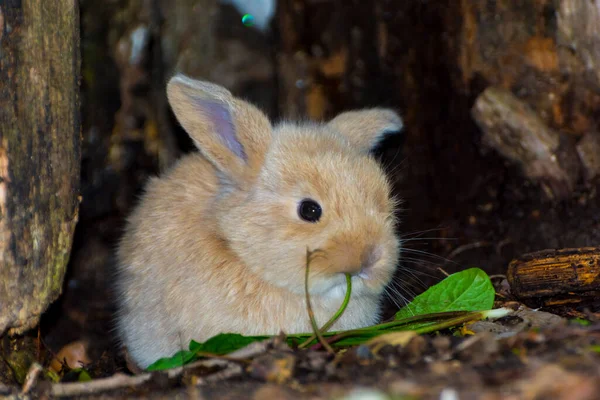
[196, 97, 247, 161]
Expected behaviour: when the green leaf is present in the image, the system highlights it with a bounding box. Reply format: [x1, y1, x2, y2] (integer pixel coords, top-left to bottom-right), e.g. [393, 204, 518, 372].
[395, 268, 495, 320]
[570, 318, 591, 326]
[146, 349, 196, 371]
[189, 333, 271, 355]
[588, 345, 600, 354]
[146, 333, 271, 371]
[76, 369, 92, 382]
[44, 369, 61, 383]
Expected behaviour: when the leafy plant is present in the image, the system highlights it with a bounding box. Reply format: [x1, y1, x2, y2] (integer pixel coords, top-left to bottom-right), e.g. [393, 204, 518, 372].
[570, 318, 592, 327]
[395, 267, 495, 319]
[147, 265, 504, 371]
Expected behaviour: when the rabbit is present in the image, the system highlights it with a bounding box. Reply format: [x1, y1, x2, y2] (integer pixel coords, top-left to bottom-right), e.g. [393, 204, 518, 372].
[115, 74, 404, 369]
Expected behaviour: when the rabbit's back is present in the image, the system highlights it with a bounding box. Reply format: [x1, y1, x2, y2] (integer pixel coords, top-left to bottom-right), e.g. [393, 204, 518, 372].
[115, 154, 225, 367]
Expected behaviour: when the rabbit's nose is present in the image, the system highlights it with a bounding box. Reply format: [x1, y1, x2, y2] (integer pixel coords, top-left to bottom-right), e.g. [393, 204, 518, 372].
[351, 245, 383, 277]
[361, 245, 383, 271]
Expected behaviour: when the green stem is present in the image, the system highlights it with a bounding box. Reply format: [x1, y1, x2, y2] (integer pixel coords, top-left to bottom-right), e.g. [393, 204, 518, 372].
[371, 311, 472, 330]
[297, 310, 472, 348]
[304, 249, 334, 353]
[298, 273, 352, 349]
[321, 274, 352, 332]
[313, 310, 490, 349]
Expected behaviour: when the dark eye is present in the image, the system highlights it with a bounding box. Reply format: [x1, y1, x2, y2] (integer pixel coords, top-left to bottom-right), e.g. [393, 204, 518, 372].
[298, 199, 322, 223]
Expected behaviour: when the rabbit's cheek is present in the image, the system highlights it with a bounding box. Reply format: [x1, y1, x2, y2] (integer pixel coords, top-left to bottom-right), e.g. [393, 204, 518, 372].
[258, 268, 298, 292]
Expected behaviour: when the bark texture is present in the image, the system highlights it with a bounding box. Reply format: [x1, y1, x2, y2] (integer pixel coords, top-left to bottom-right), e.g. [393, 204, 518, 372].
[0, 1, 81, 335]
[507, 247, 600, 308]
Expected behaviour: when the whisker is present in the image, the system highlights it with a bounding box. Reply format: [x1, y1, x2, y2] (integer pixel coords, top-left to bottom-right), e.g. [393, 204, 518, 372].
[383, 279, 412, 308]
[399, 227, 451, 238]
[392, 272, 429, 290]
[401, 248, 460, 265]
[380, 149, 407, 177]
[389, 279, 418, 300]
[384, 284, 415, 316]
[399, 257, 445, 270]
[383, 287, 405, 311]
[400, 237, 454, 243]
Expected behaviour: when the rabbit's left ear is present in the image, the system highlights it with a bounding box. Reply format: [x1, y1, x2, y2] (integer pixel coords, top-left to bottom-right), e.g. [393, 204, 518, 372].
[167, 74, 272, 185]
[328, 108, 403, 153]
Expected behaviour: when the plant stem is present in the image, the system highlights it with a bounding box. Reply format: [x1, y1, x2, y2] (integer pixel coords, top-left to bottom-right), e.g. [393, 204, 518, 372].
[371, 311, 472, 330]
[321, 274, 352, 332]
[297, 310, 472, 348]
[312, 310, 494, 349]
[304, 249, 335, 353]
[412, 311, 488, 334]
[298, 273, 352, 349]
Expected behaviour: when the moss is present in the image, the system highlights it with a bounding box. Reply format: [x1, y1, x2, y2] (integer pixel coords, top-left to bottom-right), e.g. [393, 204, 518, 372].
[1, 336, 37, 385]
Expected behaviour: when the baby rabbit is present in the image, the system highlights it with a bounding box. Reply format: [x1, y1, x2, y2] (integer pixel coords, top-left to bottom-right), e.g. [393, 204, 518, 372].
[115, 74, 403, 368]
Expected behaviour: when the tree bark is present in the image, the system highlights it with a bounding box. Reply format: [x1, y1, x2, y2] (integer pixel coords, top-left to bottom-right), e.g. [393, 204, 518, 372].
[507, 247, 600, 308]
[0, 1, 81, 335]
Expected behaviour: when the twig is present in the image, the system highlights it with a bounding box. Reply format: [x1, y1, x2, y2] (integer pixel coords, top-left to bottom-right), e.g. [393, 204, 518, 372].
[495, 238, 513, 255]
[21, 362, 43, 395]
[50, 338, 274, 397]
[51, 373, 152, 397]
[191, 363, 243, 386]
[194, 351, 252, 364]
[169, 337, 271, 374]
[37, 326, 42, 362]
[446, 241, 490, 262]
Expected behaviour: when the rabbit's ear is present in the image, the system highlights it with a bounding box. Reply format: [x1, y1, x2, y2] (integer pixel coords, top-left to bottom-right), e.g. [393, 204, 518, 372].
[167, 74, 271, 184]
[328, 108, 403, 153]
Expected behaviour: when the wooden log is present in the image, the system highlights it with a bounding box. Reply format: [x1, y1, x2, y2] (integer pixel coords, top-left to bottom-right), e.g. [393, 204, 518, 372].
[0, 1, 81, 335]
[507, 247, 600, 305]
[471, 87, 581, 201]
[457, 0, 600, 139]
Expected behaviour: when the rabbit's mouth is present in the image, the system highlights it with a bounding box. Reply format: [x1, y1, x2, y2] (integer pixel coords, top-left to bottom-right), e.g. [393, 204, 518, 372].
[355, 268, 372, 280]
[308, 269, 384, 298]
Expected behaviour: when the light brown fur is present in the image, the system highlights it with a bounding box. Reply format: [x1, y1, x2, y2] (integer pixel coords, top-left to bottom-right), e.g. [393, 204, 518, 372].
[115, 74, 404, 368]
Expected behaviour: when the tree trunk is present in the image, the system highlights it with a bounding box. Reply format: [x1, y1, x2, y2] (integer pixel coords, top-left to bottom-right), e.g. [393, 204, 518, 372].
[0, 1, 81, 335]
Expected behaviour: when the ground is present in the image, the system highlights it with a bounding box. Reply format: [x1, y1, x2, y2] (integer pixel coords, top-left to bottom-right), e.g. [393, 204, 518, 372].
[2, 274, 600, 399]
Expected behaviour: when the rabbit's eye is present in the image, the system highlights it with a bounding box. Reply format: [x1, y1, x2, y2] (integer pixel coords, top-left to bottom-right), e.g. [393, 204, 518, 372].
[298, 199, 322, 223]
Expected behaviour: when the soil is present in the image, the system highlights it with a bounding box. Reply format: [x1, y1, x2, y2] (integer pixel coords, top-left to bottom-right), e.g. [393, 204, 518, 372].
[3, 278, 600, 399]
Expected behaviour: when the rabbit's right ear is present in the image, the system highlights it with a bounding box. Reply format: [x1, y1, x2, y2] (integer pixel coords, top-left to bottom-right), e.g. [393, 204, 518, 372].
[167, 74, 271, 185]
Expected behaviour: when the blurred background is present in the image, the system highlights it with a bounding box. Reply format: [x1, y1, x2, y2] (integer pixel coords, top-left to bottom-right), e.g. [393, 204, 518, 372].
[36, 0, 600, 365]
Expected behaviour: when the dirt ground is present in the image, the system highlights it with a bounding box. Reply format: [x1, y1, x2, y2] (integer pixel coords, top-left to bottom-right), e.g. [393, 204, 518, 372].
[2, 275, 600, 399]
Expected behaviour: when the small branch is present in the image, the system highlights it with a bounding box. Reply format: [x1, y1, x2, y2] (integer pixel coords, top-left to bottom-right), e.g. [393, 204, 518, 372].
[21, 362, 43, 395]
[51, 373, 152, 397]
[50, 338, 274, 397]
[446, 241, 490, 262]
[191, 363, 243, 386]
